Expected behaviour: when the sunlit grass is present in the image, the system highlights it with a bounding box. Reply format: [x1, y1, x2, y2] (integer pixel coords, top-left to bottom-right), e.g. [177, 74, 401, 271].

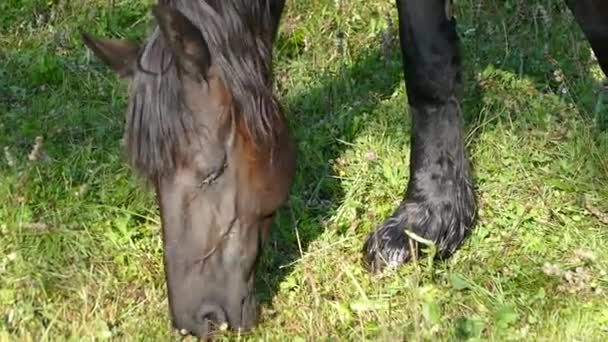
[1, 0, 607, 340]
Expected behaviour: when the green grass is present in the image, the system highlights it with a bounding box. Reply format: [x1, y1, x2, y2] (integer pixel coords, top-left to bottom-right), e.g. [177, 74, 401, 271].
[1, 0, 608, 340]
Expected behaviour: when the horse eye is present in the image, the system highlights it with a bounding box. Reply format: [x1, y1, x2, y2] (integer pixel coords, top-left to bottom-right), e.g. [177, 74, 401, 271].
[262, 212, 275, 220]
[197, 161, 228, 188]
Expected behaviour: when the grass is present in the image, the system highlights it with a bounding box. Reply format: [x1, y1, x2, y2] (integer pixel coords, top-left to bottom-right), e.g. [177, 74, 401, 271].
[1, 0, 608, 340]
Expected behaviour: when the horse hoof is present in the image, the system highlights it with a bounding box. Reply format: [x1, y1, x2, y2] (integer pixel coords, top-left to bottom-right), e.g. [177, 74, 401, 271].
[362, 217, 411, 273]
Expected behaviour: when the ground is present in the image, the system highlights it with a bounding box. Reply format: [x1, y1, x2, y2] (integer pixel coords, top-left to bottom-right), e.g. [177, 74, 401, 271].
[1, 0, 608, 340]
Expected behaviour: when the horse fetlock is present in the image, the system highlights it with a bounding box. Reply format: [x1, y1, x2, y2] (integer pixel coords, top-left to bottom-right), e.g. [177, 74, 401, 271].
[363, 188, 475, 273]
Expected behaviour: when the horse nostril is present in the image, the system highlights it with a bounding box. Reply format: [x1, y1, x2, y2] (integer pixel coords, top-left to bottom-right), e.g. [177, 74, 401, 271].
[187, 303, 228, 338]
[198, 302, 228, 326]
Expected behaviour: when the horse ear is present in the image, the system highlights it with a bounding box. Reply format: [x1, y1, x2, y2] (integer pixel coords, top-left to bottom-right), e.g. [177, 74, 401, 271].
[152, 4, 212, 79]
[81, 32, 139, 78]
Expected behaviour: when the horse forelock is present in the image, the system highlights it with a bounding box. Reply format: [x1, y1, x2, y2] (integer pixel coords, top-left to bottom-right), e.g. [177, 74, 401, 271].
[124, 0, 278, 179]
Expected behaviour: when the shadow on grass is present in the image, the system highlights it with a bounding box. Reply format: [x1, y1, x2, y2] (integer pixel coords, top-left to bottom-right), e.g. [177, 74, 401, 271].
[458, 0, 605, 129]
[457, 0, 608, 198]
[257, 0, 608, 310]
[255, 42, 405, 305]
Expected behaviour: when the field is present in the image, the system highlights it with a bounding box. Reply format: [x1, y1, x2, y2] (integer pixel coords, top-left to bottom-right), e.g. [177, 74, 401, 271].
[1, 0, 608, 340]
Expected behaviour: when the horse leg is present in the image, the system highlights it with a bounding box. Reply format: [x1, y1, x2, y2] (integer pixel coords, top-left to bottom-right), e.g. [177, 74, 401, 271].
[565, 0, 608, 77]
[363, 0, 476, 272]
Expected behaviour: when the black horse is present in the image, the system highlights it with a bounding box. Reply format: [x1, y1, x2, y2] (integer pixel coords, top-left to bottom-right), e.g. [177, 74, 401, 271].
[82, 0, 608, 338]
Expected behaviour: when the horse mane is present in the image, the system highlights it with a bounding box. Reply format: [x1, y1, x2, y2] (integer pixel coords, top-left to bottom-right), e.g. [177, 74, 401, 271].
[125, 0, 278, 178]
